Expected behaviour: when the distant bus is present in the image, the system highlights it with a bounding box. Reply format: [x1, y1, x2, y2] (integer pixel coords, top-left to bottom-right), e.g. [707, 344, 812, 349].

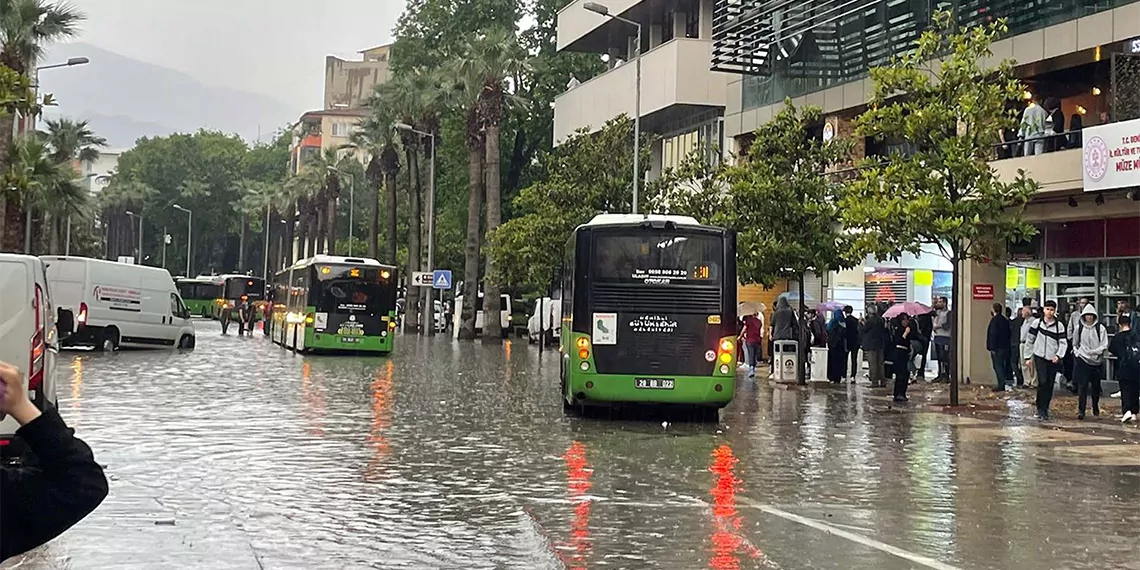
[213, 275, 266, 320]
[271, 255, 398, 354]
[175, 277, 222, 317]
[559, 214, 737, 414]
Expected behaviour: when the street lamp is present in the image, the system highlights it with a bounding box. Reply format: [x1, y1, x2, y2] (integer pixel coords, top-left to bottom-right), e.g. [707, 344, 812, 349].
[395, 122, 437, 336]
[124, 210, 143, 264]
[583, 1, 642, 214]
[326, 166, 356, 256]
[24, 56, 91, 254]
[173, 204, 192, 277]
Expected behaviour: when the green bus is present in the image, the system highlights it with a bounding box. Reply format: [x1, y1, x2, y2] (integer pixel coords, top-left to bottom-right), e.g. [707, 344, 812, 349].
[212, 274, 267, 321]
[175, 277, 223, 317]
[271, 255, 398, 354]
[559, 214, 737, 413]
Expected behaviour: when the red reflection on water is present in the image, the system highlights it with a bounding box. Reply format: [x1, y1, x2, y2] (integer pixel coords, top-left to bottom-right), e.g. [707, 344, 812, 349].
[364, 361, 394, 482]
[708, 445, 761, 569]
[562, 440, 593, 570]
[300, 361, 326, 437]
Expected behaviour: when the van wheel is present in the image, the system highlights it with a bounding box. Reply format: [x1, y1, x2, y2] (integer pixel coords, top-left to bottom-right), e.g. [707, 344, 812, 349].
[98, 327, 120, 352]
[179, 335, 195, 349]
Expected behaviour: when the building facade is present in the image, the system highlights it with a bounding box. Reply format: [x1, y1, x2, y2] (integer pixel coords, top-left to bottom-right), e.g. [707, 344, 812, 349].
[325, 44, 393, 110]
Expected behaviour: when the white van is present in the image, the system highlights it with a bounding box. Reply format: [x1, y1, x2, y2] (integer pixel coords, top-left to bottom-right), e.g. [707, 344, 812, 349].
[42, 256, 196, 351]
[0, 254, 59, 446]
[452, 293, 512, 338]
[527, 297, 562, 345]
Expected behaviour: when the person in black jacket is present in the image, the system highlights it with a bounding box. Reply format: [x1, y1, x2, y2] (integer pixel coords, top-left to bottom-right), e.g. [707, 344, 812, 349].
[1007, 306, 1024, 387]
[843, 306, 860, 381]
[891, 314, 914, 402]
[860, 307, 889, 387]
[986, 302, 1012, 392]
[0, 361, 108, 562]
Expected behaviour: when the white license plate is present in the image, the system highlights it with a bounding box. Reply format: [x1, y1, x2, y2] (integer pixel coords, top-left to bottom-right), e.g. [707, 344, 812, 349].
[635, 378, 675, 390]
[341, 337, 360, 344]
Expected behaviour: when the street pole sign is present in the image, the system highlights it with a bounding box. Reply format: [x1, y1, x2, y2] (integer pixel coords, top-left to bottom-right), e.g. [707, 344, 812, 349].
[432, 270, 452, 290]
[412, 271, 434, 287]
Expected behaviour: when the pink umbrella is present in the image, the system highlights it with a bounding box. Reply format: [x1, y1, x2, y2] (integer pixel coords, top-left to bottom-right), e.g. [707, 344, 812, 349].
[882, 302, 932, 319]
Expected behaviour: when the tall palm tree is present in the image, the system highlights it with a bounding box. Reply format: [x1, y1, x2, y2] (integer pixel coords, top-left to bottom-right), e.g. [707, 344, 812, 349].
[454, 29, 530, 343]
[348, 111, 401, 262]
[0, 0, 84, 252]
[39, 117, 106, 252]
[380, 69, 446, 332]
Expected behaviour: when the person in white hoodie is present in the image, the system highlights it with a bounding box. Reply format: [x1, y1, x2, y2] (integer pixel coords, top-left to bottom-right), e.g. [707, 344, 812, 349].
[1072, 304, 1108, 419]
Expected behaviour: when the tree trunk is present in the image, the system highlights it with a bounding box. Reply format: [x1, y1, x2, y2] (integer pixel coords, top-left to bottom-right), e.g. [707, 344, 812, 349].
[797, 272, 808, 385]
[326, 192, 338, 257]
[385, 172, 398, 264]
[405, 147, 423, 334]
[481, 122, 503, 345]
[238, 213, 248, 271]
[48, 212, 61, 254]
[0, 112, 11, 252]
[460, 141, 485, 341]
[949, 255, 961, 406]
[367, 158, 381, 260]
[4, 197, 26, 254]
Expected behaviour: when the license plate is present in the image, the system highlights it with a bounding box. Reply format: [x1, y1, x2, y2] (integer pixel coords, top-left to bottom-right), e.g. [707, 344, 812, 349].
[635, 378, 675, 390]
[341, 337, 360, 344]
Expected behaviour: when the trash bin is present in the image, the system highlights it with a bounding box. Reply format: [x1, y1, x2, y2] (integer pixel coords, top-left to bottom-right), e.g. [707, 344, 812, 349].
[773, 340, 799, 383]
[810, 347, 828, 381]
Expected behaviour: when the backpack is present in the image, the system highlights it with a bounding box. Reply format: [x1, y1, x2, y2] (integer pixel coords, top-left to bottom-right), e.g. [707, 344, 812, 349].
[1121, 331, 1140, 372]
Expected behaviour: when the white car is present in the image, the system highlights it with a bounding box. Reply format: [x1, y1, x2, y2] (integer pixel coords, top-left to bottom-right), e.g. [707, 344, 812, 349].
[452, 293, 512, 338]
[0, 254, 59, 449]
[42, 256, 196, 351]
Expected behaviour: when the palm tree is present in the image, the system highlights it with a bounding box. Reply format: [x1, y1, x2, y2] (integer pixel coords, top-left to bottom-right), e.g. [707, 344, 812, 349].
[379, 69, 446, 332]
[454, 29, 530, 343]
[349, 110, 401, 263]
[6, 134, 85, 254]
[39, 117, 106, 252]
[96, 175, 153, 261]
[0, 0, 84, 252]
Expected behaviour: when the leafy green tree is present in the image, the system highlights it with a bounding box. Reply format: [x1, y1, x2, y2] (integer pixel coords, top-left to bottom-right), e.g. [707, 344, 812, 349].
[720, 101, 854, 384]
[841, 12, 1038, 404]
[0, 0, 83, 252]
[9, 133, 85, 253]
[491, 115, 650, 293]
[648, 145, 725, 223]
[0, 63, 41, 251]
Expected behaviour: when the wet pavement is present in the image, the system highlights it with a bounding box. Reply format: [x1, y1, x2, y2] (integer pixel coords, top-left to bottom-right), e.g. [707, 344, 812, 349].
[6, 319, 1140, 570]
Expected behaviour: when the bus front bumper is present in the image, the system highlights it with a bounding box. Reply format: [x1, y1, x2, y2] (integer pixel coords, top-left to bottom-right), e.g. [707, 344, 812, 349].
[568, 373, 734, 406]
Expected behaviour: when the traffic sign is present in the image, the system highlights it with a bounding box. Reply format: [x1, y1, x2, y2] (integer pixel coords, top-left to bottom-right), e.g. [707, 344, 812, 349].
[432, 269, 452, 290]
[412, 271, 433, 287]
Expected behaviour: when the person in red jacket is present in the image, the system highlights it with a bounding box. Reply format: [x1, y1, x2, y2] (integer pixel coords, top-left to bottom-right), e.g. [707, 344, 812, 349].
[0, 361, 108, 561]
[739, 311, 764, 378]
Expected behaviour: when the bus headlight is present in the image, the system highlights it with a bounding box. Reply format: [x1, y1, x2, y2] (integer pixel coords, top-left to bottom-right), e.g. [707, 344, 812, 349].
[580, 362, 589, 371]
[719, 364, 730, 374]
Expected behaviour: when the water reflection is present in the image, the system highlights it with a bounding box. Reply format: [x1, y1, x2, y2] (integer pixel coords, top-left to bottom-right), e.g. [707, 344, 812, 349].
[69, 356, 84, 412]
[364, 360, 394, 482]
[708, 444, 761, 569]
[300, 360, 326, 437]
[561, 440, 592, 570]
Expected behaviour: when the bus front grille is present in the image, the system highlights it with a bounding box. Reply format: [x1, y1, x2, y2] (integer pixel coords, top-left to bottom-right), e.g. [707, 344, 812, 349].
[589, 285, 722, 314]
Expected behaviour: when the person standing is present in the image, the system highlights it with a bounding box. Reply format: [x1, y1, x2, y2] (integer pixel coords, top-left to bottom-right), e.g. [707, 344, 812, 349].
[1065, 297, 1090, 390]
[1108, 314, 1139, 423]
[1024, 300, 1069, 420]
[1072, 304, 1108, 419]
[986, 303, 1012, 392]
[1008, 306, 1024, 387]
[756, 303, 768, 364]
[860, 307, 889, 388]
[739, 311, 763, 378]
[914, 308, 934, 381]
[826, 310, 846, 383]
[769, 297, 798, 380]
[843, 306, 860, 382]
[1020, 305, 1040, 388]
[891, 314, 914, 402]
[932, 297, 952, 382]
[1019, 98, 1047, 156]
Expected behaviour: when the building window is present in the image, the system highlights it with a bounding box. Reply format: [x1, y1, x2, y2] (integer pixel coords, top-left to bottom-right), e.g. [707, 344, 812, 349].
[331, 122, 350, 137]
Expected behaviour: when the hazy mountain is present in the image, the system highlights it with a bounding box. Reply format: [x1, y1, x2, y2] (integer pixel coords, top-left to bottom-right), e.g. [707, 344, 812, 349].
[38, 43, 296, 149]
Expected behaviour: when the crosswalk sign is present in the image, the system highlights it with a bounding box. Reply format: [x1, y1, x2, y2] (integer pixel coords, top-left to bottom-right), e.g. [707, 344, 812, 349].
[432, 269, 452, 290]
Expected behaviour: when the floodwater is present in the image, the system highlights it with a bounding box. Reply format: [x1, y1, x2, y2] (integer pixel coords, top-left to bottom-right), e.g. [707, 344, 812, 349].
[6, 320, 1139, 569]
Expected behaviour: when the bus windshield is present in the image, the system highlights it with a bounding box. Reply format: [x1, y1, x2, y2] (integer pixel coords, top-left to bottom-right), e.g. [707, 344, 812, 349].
[593, 232, 723, 285]
[225, 277, 264, 300]
[316, 267, 393, 314]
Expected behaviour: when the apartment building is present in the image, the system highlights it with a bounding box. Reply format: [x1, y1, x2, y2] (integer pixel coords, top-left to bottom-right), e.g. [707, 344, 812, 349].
[289, 108, 370, 175]
[555, 0, 735, 177]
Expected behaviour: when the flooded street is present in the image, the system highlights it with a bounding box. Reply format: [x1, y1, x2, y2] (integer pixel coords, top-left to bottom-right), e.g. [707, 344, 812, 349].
[8, 319, 1140, 570]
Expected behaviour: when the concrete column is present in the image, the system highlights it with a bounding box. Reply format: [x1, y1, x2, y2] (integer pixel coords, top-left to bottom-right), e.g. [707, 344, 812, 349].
[674, 12, 688, 39]
[700, 0, 714, 39]
[959, 259, 1008, 386]
[649, 24, 663, 49]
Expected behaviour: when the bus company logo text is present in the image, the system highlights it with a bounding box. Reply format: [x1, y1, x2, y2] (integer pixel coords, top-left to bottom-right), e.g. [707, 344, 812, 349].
[629, 314, 677, 334]
[631, 268, 687, 285]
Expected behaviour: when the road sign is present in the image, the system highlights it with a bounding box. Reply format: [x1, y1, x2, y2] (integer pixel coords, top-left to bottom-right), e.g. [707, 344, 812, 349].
[412, 271, 433, 287]
[432, 270, 452, 290]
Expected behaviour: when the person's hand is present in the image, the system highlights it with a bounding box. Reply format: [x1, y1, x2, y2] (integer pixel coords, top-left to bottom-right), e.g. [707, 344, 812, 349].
[1051, 356, 1060, 364]
[0, 361, 41, 425]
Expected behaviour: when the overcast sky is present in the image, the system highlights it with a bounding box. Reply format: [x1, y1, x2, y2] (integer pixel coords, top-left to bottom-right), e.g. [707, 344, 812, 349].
[64, 0, 407, 114]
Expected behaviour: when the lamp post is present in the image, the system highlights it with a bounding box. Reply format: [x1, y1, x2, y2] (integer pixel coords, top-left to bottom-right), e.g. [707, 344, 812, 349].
[326, 167, 356, 256]
[584, 2, 641, 214]
[25, 57, 91, 254]
[395, 122, 437, 336]
[124, 210, 143, 264]
[173, 204, 192, 277]
[263, 202, 271, 279]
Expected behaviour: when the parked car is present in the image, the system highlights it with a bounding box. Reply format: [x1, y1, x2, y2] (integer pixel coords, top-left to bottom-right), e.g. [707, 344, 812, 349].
[0, 254, 59, 454]
[42, 256, 196, 351]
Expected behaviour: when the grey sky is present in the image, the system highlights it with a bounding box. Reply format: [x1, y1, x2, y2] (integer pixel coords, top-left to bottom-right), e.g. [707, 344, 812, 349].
[64, 0, 407, 115]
